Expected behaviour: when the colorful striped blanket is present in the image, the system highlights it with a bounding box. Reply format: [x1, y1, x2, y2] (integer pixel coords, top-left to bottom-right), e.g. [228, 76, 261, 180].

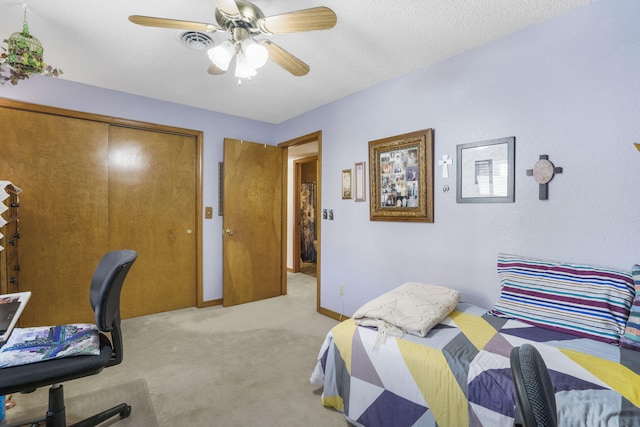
[310, 303, 640, 427]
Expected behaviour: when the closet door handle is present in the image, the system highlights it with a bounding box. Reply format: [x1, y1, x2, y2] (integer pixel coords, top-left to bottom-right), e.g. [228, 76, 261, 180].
[225, 228, 234, 236]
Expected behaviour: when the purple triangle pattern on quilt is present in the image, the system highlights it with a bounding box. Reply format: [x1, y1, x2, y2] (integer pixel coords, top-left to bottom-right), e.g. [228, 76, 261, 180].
[502, 326, 580, 342]
[357, 390, 428, 427]
[468, 367, 606, 417]
[350, 327, 430, 427]
[351, 328, 384, 387]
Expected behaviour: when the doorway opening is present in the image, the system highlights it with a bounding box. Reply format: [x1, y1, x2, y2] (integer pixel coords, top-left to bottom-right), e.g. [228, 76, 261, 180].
[281, 132, 321, 310]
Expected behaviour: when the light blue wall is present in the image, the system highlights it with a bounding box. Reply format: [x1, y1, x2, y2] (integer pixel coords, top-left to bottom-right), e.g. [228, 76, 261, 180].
[276, 0, 640, 314]
[2, 0, 639, 313]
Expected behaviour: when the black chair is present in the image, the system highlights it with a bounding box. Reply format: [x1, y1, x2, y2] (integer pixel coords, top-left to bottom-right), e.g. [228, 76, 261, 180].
[510, 343, 558, 427]
[0, 250, 138, 427]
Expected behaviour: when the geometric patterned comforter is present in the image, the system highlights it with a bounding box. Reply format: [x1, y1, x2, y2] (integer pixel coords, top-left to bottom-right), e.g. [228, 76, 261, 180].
[310, 303, 640, 427]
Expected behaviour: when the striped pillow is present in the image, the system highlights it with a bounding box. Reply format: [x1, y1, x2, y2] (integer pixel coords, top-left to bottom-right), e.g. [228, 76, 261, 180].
[620, 265, 640, 350]
[490, 254, 635, 344]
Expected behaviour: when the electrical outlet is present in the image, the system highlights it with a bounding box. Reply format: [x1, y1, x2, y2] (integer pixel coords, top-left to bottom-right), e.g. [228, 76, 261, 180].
[339, 284, 345, 296]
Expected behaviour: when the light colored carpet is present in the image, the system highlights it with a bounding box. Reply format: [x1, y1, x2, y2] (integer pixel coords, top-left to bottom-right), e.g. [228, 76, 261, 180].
[5, 273, 346, 426]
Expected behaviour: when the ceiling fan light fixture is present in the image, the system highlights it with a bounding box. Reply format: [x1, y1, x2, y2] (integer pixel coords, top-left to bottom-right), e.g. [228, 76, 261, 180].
[130, 1, 337, 81]
[242, 39, 268, 69]
[235, 53, 257, 80]
[207, 39, 235, 71]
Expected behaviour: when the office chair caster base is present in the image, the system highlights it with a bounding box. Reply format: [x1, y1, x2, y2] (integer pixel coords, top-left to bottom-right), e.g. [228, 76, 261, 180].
[1, 386, 131, 427]
[69, 403, 131, 427]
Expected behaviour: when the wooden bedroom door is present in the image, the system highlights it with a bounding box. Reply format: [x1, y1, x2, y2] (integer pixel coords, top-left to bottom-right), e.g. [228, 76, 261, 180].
[222, 138, 283, 306]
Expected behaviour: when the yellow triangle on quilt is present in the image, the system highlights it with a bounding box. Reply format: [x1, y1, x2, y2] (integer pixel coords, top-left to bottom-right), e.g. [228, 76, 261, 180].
[561, 348, 640, 407]
[321, 394, 345, 412]
[397, 338, 468, 426]
[331, 319, 358, 375]
[448, 310, 496, 350]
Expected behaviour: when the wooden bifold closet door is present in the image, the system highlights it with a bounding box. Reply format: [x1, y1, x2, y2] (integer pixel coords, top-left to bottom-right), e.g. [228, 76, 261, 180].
[0, 106, 198, 326]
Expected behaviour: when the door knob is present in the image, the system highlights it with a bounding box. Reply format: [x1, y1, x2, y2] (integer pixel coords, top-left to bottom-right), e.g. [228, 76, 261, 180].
[225, 228, 234, 235]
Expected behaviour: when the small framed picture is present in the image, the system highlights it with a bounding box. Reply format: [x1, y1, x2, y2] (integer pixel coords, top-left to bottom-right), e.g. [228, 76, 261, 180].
[456, 136, 515, 203]
[342, 169, 352, 199]
[354, 161, 366, 202]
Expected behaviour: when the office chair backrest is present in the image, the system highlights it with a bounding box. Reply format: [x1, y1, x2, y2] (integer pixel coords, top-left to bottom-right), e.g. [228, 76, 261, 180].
[510, 343, 557, 427]
[89, 250, 137, 366]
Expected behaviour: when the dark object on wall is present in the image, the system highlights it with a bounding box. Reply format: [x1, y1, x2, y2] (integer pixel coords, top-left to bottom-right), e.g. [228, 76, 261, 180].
[218, 162, 224, 215]
[510, 344, 558, 427]
[456, 136, 515, 203]
[526, 155, 563, 200]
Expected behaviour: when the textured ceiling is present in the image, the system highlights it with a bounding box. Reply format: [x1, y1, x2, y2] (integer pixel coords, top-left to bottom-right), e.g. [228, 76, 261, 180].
[0, 0, 593, 124]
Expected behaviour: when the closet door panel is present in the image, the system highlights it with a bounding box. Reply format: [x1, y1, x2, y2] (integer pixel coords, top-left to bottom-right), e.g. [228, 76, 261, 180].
[108, 126, 197, 317]
[0, 108, 109, 325]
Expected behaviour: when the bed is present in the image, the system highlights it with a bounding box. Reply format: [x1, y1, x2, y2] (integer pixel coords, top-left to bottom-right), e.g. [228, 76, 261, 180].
[310, 254, 640, 427]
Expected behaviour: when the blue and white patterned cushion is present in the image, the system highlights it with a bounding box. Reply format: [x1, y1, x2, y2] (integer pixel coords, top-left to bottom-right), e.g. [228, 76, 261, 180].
[490, 254, 635, 344]
[620, 264, 640, 350]
[0, 323, 100, 368]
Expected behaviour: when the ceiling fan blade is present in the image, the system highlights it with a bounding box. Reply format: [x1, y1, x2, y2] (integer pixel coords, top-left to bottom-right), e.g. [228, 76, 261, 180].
[129, 15, 219, 33]
[207, 63, 227, 75]
[261, 41, 309, 76]
[213, 0, 242, 19]
[258, 7, 337, 34]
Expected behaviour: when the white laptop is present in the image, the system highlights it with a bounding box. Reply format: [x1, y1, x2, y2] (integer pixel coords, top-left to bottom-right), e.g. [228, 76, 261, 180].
[0, 291, 31, 343]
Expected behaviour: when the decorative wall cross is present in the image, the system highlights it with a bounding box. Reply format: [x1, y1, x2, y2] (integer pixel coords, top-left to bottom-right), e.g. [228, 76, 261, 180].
[438, 154, 452, 178]
[526, 155, 563, 200]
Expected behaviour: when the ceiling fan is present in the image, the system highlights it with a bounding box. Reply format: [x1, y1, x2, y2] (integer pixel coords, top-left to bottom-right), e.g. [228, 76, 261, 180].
[129, 0, 337, 82]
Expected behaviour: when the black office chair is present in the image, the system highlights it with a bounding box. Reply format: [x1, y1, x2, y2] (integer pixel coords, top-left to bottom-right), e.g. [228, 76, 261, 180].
[0, 249, 138, 427]
[510, 343, 558, 427]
